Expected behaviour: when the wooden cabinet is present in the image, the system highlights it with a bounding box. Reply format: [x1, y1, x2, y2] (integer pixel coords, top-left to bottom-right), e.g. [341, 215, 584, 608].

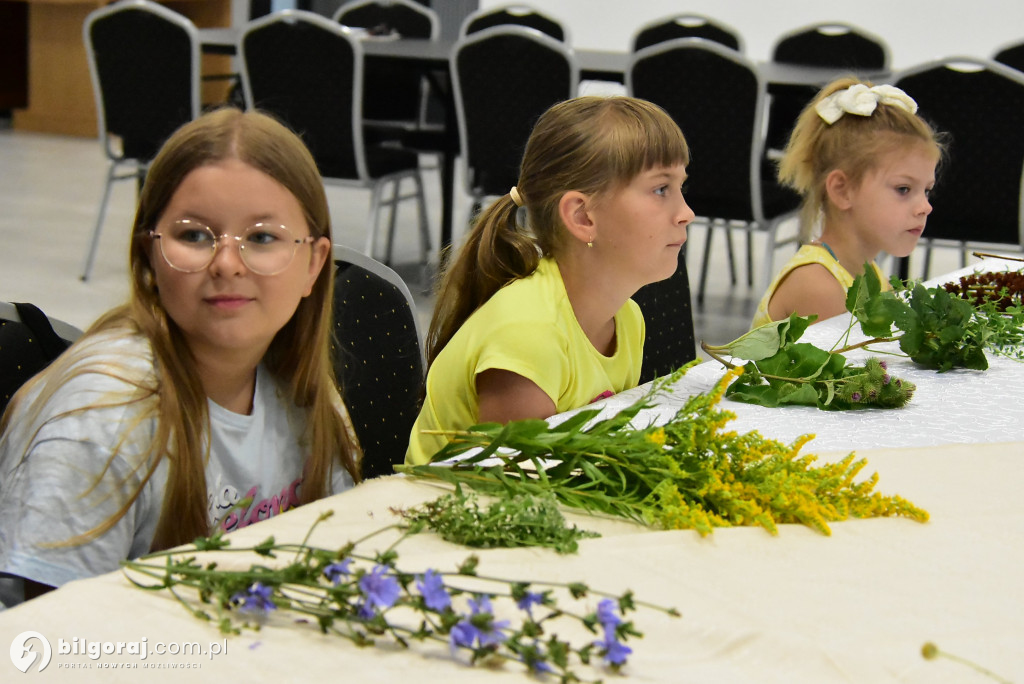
[10, 0, 231, 137]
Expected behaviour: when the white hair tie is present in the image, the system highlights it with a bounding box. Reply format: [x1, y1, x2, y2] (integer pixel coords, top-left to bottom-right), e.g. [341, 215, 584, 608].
[815, 84, 918, 125]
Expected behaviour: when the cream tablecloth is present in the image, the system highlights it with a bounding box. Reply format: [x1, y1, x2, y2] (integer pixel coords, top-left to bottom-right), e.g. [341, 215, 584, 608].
[2, 439, 1022, 683]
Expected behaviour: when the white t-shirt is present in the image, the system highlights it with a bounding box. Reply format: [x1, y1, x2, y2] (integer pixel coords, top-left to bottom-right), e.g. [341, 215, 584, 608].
[0, 330, 354, 608]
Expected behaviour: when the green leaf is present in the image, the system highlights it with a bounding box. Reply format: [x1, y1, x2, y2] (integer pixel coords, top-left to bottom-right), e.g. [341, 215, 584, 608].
[703, 313, 814, 361]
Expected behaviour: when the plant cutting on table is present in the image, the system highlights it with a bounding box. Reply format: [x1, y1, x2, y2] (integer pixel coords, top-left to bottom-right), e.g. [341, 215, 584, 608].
[701, 265, 1024, 410]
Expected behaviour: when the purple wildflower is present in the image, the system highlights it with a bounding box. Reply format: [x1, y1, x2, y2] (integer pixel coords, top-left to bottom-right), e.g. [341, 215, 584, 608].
[416, 569, 451, 611]
[851, 392, 862, 402]
[449, 595, 510, 653]
[323, 558, 353, 585]
[231, 582, 276, 615]
[357, 565, 400, 617]
[595, 629, 633, 665]
[516, 590, 544, 616]
[593, 598, 632, 666]
[883, 373, 891, 385]
[596, 598, 622, 629]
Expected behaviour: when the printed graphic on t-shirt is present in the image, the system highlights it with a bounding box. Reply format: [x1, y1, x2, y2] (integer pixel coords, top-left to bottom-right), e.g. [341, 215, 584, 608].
[208, 473, 303, 532]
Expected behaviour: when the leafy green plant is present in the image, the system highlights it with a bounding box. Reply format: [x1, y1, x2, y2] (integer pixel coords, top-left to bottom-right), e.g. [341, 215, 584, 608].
[845, 267, 1024, 370]
[702, 314, 916, 410]
[399, 488, 599, 554]
[702, 266, 1024, 410]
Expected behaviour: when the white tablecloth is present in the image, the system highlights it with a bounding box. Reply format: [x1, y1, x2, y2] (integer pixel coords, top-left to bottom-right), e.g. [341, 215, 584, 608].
[577, 258, 1024, 453]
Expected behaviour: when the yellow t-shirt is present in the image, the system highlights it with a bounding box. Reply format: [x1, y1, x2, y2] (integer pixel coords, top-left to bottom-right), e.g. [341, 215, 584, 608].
[750, 244, 887, 329]
[405, 258, 644, 465]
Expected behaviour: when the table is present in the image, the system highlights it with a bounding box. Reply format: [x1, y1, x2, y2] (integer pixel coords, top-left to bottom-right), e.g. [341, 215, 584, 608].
[2, 261, 1022, 682]
[1, 438, 1021, 682]
[10, 0, 232, 138]
[578, 257, 1024, 453]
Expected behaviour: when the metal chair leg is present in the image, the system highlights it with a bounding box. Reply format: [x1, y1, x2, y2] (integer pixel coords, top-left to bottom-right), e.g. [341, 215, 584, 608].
[81, 162, 119, 282]
[697, 223, 714, 309]
[364, 182, 386, 260]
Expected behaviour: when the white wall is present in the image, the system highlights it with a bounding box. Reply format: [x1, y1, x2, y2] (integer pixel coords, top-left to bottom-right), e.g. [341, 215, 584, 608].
[480, 0, 1024, 68]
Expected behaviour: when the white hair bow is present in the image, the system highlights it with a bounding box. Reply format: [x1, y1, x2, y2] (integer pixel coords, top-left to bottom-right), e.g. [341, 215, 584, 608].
[815, 84, 918, 125]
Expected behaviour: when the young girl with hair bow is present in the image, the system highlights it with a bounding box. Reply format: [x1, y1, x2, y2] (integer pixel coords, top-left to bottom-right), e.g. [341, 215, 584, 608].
[751, 78, 945, 329]
[405, 96, 695, 465]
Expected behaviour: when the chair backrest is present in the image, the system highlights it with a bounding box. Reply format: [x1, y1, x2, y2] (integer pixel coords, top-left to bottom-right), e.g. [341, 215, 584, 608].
[895, 57, 1024, 247]
[0, 302, 82, 418]
[628, 38, 767, 224]
[241, 10, 367, 181]
[84, 0, 200, 162]
[459, 3, 568, 43]
[631, 13, 743, 53]
[771, 21, 889, 69]
[334, 0, 436, 37]
[994, 40, 1024, 74]
[333, 0, 438, 126]
[331, 245, 424, 479]
[631, 249, 696, 384]
[452, 26, 578, 200]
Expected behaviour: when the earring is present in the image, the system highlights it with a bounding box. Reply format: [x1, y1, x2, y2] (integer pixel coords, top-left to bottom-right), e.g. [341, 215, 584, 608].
[587, 237, 594, 248]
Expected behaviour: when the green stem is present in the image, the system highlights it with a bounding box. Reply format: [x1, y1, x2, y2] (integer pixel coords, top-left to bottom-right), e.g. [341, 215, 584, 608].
[832, 335, 900, 354]
[699, 340, 737, 369]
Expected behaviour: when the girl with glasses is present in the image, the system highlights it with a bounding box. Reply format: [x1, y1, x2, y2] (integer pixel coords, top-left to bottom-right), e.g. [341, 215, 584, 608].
[406, 96, 694, 465]
[0, 108, 361, 607]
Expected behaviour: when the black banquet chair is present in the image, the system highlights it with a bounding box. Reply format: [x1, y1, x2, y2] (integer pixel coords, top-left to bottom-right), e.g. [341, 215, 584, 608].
[241, 10, 431, 267]
[631, 13, 743, 53]
[331, 245, 424, 479]
[82, 0, 200, 282]
[332, 0, 441, 138]
[1, 302, 83, 417]
[459, 3, 569, 43]
[993, 39, 1024, 73]
[632, 250, 696, 384]
[452, 26, 578, 219]
[895, 57, 1024, 276]
[627, 38, 799, 307]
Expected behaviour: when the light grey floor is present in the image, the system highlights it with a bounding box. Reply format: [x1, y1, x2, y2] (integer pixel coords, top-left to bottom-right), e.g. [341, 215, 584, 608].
[0, 120, 961, 354]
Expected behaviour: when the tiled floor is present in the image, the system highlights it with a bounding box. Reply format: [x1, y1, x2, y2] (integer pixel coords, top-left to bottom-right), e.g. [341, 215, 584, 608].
[0, 119, 961, 354]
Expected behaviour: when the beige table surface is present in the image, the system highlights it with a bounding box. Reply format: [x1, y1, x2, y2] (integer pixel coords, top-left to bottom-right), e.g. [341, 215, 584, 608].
[2, 438, 1021, 683]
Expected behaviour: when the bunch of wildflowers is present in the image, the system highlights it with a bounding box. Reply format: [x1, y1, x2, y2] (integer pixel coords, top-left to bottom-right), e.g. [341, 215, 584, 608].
[123, 512, 677, 680]
[402, 365, 928, 537]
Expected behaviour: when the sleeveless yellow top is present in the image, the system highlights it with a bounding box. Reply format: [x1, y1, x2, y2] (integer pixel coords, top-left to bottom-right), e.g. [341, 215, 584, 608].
[750, 244, 887, 329]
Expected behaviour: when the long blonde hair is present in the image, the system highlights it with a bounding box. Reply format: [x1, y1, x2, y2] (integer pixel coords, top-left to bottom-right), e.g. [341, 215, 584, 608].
[778, 77, 945, 243]
[426, 95, 689, 365]
[1, 108, 360, 551]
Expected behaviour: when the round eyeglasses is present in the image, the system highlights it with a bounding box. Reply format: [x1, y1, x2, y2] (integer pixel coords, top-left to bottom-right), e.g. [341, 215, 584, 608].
[150, 220, 316, 276]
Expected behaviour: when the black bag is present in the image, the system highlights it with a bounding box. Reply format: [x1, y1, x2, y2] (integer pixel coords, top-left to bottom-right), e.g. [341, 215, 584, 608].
[1, 303, 73, 417]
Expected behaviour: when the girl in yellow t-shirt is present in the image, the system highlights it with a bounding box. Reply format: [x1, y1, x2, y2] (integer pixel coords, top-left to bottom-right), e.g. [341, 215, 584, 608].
[752, 77, 944, 330]
[407, 96, 695, 464]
